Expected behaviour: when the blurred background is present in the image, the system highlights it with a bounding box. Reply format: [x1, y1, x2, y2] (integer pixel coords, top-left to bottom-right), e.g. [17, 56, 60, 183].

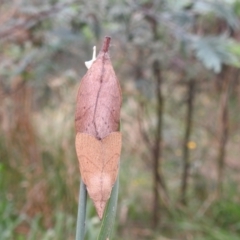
[1, 0, 240, 239]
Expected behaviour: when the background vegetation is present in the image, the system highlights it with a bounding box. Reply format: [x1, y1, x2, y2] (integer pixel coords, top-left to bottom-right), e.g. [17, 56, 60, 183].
[1, 0, 240, 239]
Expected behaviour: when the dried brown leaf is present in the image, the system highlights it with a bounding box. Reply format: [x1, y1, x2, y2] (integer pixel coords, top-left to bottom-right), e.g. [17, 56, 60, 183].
[75, 37, 122, 139]
[75, 132, 122, 219]
[74, 37, 122, 218]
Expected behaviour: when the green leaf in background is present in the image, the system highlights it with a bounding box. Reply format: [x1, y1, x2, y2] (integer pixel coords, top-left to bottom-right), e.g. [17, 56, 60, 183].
[227, 39, 240, 68]
[193, 35, 240, 73]
[193, 0, 239, 29]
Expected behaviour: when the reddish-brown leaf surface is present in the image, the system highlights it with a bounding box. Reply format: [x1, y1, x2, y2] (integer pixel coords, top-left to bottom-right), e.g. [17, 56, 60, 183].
[75, 37, 122, 139]
[75, 37, 122, 219]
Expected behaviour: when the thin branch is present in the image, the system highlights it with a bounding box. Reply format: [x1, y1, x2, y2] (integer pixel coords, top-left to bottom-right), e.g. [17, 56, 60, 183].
[101, 36, 111, 53]
[180, 80, 196, 205]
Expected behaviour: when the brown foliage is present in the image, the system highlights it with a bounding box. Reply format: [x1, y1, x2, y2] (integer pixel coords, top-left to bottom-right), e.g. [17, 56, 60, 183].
[75, 37, 122, 218]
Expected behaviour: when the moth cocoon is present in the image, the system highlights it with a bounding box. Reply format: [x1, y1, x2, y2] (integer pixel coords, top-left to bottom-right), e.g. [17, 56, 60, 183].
[85, 46, 96, 69]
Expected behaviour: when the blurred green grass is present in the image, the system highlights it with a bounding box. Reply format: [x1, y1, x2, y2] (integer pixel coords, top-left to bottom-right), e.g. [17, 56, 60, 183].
[0, 83, 240, 240]
[1, 120, 240, 240]
[0, 76, 239, 240]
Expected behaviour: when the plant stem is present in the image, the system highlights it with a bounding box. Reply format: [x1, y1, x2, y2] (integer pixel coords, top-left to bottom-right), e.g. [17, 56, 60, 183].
[101, 36, 111, 53]
[180, 80, 195, 205]
[152, 59, 168, 227]
[75, 179, 87, 240]
[97, 175, 119, 240]
[216, 69, 231, 197]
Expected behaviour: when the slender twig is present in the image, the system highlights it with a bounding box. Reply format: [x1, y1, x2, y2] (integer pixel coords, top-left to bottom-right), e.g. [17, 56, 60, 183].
[101, 36, 111, 53]
[216, 68, 232, 197]
[75, 179, 87, 240]
[152, 59, 168, 227]
[180, 80, 195, 205]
